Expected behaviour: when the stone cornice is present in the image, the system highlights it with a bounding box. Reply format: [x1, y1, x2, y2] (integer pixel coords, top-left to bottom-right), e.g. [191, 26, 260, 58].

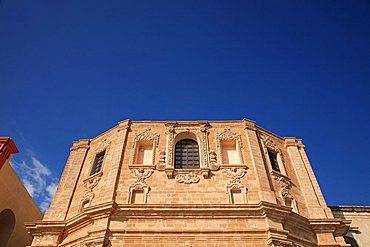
[0, 137, 19, 170]
[70, 139, 90, 151]
[330, 205, 370, 213]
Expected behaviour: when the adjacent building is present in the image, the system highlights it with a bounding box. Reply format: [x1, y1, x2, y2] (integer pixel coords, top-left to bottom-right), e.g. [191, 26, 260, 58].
[0, 137, 43, 247]
[26, 119, 361, 246]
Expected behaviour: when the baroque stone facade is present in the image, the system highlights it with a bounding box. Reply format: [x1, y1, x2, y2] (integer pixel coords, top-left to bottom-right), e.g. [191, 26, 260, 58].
[27, 119, 352, 247]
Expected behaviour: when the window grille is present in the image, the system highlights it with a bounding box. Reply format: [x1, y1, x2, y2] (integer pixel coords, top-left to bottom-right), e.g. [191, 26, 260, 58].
[91, 151, 105, 175]
[268, 151, 280, 172]
[175, 139, 200, 169]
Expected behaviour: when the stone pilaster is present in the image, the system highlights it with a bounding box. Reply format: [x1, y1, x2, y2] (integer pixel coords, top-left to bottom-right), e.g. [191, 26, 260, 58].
[285, 138, 328, 219]
[99, 119, 131, 202]
[43, 139, 90, 221]
[243, 119, 276, 203]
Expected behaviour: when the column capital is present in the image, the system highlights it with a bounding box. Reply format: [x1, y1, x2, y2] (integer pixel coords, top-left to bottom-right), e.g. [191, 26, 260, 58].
[242, 118, 256, 131]
[70, 139, 90, 151]
[117, 119, 131, 131]
[285, 137, 305, 149]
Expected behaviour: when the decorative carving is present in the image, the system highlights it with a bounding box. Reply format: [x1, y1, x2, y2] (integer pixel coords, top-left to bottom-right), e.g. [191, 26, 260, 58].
[272, 172, 294, 207]
[209, 151, 219, 170]
[223, 168, 247, 185]
[131, 129, 159, 166]
[94, 138, 110, 154]
[133, 128, 159, 146]
[156, 151, 166, 170]
[130, 168, 153, 185]
[79, 172, 103, 212]
[271, 239, 294, 247]
[164, 122, 211, 176]
[223, 168, 248, 203]
[175, 172, 200, 184]
[277, 176, 293, 200]
[216, 129, 243, 148]
[85, 240, 104, 247]
[128, 168, 153, 204]
[216, 129, 244, 166]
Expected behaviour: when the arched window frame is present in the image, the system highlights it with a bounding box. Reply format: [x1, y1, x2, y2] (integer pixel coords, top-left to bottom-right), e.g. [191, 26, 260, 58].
[164, 122, 211, 178]
[174, 138, 200, 169]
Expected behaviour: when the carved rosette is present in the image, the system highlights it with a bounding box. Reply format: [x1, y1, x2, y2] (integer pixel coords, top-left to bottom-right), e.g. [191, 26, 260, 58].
[175, 172, 200, 184]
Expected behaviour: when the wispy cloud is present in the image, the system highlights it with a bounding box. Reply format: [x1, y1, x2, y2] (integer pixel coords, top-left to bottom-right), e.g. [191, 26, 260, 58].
[10, 153, 59, 213]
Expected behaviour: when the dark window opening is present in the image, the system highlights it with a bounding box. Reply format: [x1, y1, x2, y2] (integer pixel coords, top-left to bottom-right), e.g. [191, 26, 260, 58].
[91, 151, 105, 175]
[175, 139, 200, 169]
[268, 151, 280, 172]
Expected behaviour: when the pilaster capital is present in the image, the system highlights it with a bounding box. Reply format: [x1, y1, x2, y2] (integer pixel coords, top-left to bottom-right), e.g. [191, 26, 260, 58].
[285, 138, 305, 149]
[284, 137, 298, 148]
[70, 139, 90, 151]
[242, 118, 256, 131]
[117, 119, 131, 131]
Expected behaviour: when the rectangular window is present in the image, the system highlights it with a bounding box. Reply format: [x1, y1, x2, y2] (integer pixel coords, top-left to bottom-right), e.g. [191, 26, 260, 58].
[131, 190, 144, 204]
[268, 151, 280, 172]
[221, 140, 240, 164]
[91, 151, 105, 175]
[135, 141, 153, 165]
[231, 189, 243, 204]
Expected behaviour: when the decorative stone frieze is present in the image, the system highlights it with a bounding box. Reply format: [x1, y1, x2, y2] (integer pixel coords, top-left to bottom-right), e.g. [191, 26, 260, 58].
[175, 172, 200, 184]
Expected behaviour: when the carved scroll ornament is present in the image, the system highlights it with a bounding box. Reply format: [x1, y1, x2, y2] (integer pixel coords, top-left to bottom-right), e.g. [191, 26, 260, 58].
[175, 172, 200, 184]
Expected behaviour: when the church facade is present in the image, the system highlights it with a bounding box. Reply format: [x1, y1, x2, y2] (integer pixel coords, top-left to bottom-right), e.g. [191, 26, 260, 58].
[27, 119, 352, 247]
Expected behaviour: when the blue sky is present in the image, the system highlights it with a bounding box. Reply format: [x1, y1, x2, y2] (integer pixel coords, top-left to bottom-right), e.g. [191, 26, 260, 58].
[1, 0, 369, 211]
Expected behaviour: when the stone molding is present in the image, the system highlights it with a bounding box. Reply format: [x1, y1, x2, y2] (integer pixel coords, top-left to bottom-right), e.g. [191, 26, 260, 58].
[223, 168, 248, 203]
[216, 128, 245, 167]
[130, 128, 159, 166]
[128, 168, 154, 204]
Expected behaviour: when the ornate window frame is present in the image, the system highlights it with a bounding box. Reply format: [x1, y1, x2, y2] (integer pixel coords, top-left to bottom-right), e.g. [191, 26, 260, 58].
[261, 136, 287, 175]
[216, 129, 245, 168]
[223, 168, 248, 204]
[88, 138, 111, 176]
[130, 129, 159, 169]
[163, 121, 212, 179]
[127, 169, 153, 204]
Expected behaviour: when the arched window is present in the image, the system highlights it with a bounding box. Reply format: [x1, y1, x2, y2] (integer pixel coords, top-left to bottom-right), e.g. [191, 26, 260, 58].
[0, 209, 15, 247]
[175, 139, 200, 169]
